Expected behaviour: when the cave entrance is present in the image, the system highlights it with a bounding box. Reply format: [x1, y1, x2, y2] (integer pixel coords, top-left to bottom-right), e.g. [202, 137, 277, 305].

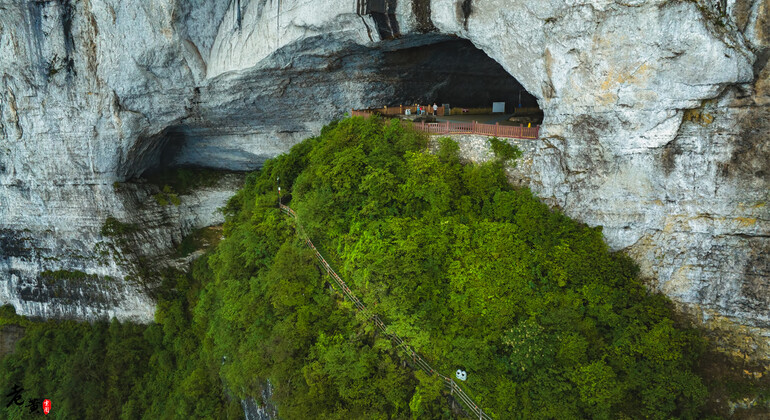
[369, 38, 543, 126]
[120, 37, 542, 180]
[120, 124, 262, 181]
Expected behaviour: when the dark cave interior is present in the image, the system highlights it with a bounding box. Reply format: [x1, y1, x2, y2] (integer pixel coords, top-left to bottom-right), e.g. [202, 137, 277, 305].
[378, 38, 540, 112]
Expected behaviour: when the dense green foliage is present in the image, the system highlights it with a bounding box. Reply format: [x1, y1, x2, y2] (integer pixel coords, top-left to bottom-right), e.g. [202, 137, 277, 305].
[197, 117, 707, 418]
[1, 117, 715, 418]
[0, 305, 29, 328]
[0, 262, 241, 420]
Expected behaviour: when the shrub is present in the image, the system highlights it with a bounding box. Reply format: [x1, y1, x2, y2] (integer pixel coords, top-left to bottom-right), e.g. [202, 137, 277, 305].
[154, 186, 182, 207]
[39, 270, 98, 286]
[145, 168, 227, 194]
[153, 193, 169, 206]
[488, 137, 522, 163]
[101, 217, 137, 237]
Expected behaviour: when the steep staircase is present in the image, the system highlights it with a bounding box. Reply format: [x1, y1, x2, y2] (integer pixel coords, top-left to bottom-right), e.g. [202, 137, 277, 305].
[280, 203, 493, 420]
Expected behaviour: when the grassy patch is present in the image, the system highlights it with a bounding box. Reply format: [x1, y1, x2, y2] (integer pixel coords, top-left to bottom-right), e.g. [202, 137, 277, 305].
[39, 270, 104, 286]
[153, 185, 181, 207]
[489, 137, 523, 163]
[101, 217, 137, 237]
[175, 226, 224, 257]
[146, 167, 231, 207]
[144, 167, 228, 195]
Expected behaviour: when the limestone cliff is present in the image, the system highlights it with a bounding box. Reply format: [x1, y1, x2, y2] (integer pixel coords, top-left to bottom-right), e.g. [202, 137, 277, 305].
[0, 0, 768, 359]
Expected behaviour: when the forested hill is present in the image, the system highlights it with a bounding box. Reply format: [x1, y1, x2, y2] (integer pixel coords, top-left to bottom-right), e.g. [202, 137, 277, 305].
[1, 117, 722, 418]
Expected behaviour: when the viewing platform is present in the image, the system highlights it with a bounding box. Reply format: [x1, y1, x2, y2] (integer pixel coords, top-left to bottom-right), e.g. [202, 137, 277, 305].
[351, 106, 540, 140]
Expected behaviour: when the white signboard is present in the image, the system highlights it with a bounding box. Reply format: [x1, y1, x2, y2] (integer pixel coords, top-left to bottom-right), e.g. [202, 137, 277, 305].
[492, 102, 506, 113]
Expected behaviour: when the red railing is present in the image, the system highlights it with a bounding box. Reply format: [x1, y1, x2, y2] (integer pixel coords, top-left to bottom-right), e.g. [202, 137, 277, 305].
[352, 109, 539, 139]
[280, 203, 494, 420]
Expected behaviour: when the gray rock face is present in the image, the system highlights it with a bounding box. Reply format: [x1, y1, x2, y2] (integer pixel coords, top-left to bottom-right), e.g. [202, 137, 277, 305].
[1, 0, 769, 357]
[241, 380, 279, 420]
[0, 324, 24, 358]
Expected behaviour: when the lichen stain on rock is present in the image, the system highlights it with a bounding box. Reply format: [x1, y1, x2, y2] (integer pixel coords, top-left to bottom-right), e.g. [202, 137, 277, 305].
[412, 0, 436, 33]
[662, 264, 694, 297]
[690, 307, 770, 368]
[753, 0, 770, 45]
[82, 0, 101, 78]
[0, 229, 33, 259]
[59, 0, 75, 72]
[598, 63, 653, 102]
[543, 48, 556, 101]
[0, 325, 25, 358]
[731, 0, 756, 32]
[740, 239, 770, 315]
[735, 217, 759, 227]
[720, 106, 770, 184]
[682, 108, 715, 126]
[456, 0, 472, 30]
[570, 114, 610, 143]
[660, 138, 682, 177]
[3, 87, 22, 140]
[562, 115, 612, 178]
[604, 63, 653, 88]
[754, 49, 770, 103]
[368, 0, 401, 41]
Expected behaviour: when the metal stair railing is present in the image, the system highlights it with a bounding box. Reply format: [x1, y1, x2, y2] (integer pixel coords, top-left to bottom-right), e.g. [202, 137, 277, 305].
[280, 203, 493, 420]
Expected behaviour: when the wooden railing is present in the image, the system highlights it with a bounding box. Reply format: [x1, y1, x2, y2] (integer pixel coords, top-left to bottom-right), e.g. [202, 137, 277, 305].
[280, 203, 494, 420]
[351, 109, 540, 139]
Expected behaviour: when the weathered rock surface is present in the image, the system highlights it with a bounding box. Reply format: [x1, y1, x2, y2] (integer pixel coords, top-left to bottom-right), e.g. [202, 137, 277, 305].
[0, 324, 24, 358]
[0, 0, 769, 360]
[241, 380, 279, 420]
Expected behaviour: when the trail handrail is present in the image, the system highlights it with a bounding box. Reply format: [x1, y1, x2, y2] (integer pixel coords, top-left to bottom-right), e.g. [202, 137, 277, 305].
[351, 108, 539, 140]
[280, 203, 493, 420]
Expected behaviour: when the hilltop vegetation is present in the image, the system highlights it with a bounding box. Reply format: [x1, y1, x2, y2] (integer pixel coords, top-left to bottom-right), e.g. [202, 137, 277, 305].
[1, 117, 714, 418]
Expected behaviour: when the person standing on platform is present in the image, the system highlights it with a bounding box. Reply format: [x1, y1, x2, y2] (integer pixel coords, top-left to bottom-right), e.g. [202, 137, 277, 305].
[433, 103, 438, 116]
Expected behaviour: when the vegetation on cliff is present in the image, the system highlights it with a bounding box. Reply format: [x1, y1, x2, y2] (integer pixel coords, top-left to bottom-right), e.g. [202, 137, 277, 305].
[0, 117, 725, 418]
